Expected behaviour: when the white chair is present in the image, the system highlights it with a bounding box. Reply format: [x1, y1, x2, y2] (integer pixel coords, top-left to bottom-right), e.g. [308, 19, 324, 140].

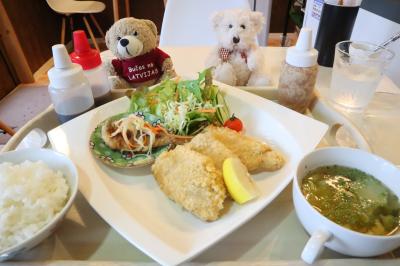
[46, 0, 106, 51]
[160, 0, 252, 46]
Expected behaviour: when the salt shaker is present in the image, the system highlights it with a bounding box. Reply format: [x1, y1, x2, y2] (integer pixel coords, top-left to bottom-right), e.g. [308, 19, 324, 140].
[70, 30, 111, 106]
[278, 28, 318, 113]
[48, 44, 95, 123]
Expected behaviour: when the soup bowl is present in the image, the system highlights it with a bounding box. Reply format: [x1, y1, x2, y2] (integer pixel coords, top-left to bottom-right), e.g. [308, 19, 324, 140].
[293, 147, 400, 264]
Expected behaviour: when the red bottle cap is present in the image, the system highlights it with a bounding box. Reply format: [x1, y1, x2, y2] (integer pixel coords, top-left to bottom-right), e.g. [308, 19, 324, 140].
[70, 30, 101, 70]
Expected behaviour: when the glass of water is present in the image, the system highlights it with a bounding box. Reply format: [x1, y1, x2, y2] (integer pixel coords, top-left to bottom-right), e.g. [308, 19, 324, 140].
[328, 41, 394, 112]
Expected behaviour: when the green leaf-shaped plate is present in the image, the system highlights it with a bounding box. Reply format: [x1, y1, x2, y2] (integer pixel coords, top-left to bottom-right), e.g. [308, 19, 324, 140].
[89, 113, 171, 168]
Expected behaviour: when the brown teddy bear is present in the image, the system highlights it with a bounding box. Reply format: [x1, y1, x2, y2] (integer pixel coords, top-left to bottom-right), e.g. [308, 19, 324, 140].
[104, 17, 176, 90]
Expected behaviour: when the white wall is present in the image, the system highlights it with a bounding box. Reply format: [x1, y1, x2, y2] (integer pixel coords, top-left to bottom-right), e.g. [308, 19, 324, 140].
[252, 0, 272, 45]
[352, 9, 400, 87]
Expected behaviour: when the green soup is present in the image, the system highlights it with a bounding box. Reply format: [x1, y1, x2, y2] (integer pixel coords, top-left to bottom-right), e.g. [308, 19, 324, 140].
[301, 165, 400, 236]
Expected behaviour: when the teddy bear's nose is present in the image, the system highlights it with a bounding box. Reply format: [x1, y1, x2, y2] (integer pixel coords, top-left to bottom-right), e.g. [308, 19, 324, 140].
[120, 38, 129, 47]
[233, 37, 240, 44]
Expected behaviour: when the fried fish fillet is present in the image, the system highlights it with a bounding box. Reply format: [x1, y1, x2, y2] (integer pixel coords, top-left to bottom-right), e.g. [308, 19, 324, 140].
[152, 145, 227, 221]
[187, 131, 239, 170]
[205, 126, 285, 172]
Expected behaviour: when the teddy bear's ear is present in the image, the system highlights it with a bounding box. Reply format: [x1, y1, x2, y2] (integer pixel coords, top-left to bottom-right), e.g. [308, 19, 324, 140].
[143, 19, 158, 36]
[250, 11, 265, 34]
[211, 11, 224, 30]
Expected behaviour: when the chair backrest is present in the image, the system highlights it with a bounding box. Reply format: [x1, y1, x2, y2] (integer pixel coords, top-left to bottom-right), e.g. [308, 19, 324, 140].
[159, 0, 251, 46]
[46, 0, 76, 14]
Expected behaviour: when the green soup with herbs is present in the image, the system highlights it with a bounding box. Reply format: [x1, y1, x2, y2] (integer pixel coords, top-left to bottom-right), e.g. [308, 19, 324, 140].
[301, 165, 400, 236]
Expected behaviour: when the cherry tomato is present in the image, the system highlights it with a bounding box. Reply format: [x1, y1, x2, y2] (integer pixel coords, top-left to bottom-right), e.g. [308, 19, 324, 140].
[224, 114, 243, 132]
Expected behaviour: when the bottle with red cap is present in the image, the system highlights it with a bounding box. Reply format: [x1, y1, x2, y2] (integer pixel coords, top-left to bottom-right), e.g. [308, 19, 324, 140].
[70, 30, 111, 106]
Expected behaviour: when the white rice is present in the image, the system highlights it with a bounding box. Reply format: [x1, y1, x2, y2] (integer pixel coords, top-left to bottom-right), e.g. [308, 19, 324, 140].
[0, 160, 69, 252]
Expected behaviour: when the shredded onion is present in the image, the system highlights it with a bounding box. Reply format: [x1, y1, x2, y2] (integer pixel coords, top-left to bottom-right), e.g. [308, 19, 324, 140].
[110, 114, 155, 153]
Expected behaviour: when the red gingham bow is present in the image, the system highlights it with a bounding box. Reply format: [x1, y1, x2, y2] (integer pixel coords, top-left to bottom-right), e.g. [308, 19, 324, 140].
[219, 48, 247, 63]
[219, 48, 232, 62]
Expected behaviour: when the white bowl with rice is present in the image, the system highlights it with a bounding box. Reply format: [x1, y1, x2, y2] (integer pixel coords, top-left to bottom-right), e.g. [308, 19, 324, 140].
[0, 148, 78, 260]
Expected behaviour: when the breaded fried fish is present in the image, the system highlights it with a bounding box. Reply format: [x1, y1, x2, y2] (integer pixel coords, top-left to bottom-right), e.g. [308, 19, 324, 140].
[205, 126, 285, 172]
[152, 145, 227, 221]
[187, 131, 239, 170]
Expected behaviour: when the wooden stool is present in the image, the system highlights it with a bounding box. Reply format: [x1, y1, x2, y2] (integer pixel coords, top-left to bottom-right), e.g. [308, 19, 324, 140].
[0, 120, 16, 136]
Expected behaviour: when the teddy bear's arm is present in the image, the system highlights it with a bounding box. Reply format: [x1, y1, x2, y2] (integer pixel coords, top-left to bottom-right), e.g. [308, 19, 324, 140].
[160, 58, 176, 80]
[103, 59, 117, 76]
[246, 48, 265, 72]
[109, 76, 132, 90]
[153, 48, 176, 80]
[205, 47, 223, 68]
[246, 48, 271, 86]
[111, 59, 123, 76]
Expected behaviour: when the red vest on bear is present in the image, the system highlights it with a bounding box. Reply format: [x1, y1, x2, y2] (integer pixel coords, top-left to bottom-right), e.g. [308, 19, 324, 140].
[112, 48, 170, 84]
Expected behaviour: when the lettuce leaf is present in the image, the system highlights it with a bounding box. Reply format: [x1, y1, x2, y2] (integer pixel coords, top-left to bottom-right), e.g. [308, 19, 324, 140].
[127, 68, 230, 135]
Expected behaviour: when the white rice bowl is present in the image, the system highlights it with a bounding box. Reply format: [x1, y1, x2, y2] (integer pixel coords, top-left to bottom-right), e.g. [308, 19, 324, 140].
[0, 160, 69, 252]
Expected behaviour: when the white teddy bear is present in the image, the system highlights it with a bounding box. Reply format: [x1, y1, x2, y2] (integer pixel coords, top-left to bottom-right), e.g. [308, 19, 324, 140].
[206, 9, 271, 86]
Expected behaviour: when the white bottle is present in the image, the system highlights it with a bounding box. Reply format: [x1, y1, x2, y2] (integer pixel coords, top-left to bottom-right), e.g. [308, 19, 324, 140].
[70, 30, 111, 106]
[278, 28, 319, 113]
[48, 44, 95, 124]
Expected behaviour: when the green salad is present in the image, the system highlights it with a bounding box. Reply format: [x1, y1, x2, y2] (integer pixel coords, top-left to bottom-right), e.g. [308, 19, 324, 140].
[128, 68, 230, 136]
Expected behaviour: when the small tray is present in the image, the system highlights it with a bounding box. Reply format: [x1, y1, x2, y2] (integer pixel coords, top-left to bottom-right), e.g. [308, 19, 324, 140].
[0, 89, 377, 265]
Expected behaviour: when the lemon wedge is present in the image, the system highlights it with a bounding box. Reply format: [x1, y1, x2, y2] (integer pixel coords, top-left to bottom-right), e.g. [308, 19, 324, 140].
[222, 157, 259, 204]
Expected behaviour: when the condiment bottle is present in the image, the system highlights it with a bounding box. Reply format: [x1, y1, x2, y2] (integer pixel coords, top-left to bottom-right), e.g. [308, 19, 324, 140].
[278, 28, 318, 113]
[70, 30, 111, 106]
[48, 44, 95, 123]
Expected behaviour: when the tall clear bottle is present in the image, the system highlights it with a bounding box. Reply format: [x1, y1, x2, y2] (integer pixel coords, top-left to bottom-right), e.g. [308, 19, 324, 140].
[70, 30, 111, 106]
[278, 28, 319, 113]
[48, 44, 95, 123]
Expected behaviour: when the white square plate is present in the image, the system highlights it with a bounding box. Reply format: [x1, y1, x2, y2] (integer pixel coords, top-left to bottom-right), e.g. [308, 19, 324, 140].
[48, 82, 328, 266]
